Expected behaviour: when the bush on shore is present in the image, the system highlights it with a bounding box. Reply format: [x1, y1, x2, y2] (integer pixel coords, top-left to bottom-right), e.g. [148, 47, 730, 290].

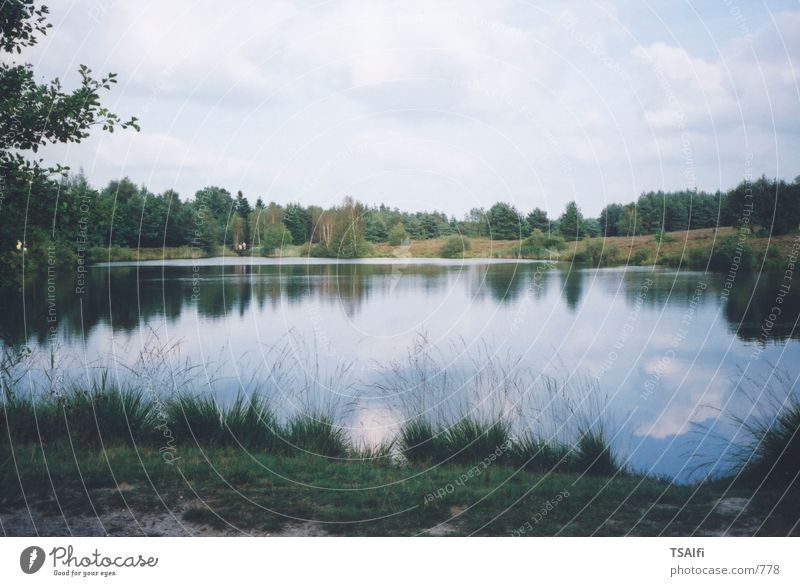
[439, 235, 471, 258]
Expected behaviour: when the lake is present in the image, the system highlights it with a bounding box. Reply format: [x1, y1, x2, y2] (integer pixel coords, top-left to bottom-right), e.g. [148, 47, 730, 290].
[3, 256, 799, 482]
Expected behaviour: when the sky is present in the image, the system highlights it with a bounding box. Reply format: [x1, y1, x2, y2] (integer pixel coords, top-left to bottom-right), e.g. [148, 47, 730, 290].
[21, 0, 800, 217]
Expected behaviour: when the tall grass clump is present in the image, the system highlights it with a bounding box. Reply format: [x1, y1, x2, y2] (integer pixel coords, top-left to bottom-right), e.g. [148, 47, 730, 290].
[221, 393, 279, 450]
[573, 426, 619, 477]
[1, 384, 153, 447]
[441, 417, 511, 464]
[724, 372, 800, 488]
[283, 413, 350, 457]
[0, 393, 60, 444]
[167, 394, 226, 446]
[166, 393, 279, 450]
[398, 417, 446, 463]
[67, 385, 153, 446]
[510, 433, 570, 472]
[349, 439, 396, 465]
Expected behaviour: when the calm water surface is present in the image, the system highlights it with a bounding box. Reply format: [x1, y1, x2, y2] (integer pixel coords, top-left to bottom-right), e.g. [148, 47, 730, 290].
[4, 257, 799, 482]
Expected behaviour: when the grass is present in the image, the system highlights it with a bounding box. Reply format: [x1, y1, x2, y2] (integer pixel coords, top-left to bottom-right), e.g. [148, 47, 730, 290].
[1, 442, 797, 536]
[1, 368, 798, 535]
[0, 385, 153, 446]
[88, 245, 208, 263]
[510, 433, 571, 473]
[1, 386, 619, 475]
[373, 237, 518, 258]
[283, 414, 349, 458]
[559, 227, 798, 269]
[573, 427, 619, 477]
[398, 417, 447, 463]
[724, 373, 800, 488]
[440, 418, 511, 464]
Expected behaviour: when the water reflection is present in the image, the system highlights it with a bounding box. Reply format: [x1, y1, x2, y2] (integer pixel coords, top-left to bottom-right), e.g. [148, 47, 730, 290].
[3, 261, 799, 348]
[560, 269, 585, 310]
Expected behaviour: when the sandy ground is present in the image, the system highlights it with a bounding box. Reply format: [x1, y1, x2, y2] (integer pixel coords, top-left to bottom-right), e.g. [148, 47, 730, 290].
[0, 505, 328, 537]
[0, 497, 766, 537]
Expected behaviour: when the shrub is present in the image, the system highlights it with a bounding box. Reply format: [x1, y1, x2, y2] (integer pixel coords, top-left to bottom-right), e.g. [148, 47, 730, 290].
[514, 229, 566, 258]
[630, 249, 649, 265]
[708, 233, 753, 271]
[584, 239, 604, 266]
[258, 224, 292, 254]
[583, 239, 622, 266]
[569, 250, 587, 263]
[439, 235, 471, 258]
[654, 229, 676, 244]
[388, 223, 408, 246]
[685, 246, 708, 268]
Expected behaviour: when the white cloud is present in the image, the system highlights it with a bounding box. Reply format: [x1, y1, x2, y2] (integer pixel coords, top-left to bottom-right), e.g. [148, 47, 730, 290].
[22, 0, 800, 214]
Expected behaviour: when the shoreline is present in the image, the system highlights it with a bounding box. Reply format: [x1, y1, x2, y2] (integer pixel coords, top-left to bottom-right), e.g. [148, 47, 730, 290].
[72, 228, 798, 270]
[2, 443, 796, 536]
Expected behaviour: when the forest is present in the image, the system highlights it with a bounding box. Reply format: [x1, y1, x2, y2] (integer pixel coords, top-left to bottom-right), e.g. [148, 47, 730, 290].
[1, 169, 799, 278]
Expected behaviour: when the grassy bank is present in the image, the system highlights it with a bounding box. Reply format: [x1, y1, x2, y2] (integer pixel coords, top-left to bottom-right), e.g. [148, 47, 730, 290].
[557, 227, 798, 269]
[0, 388, 622, 475]
[2, 443, 797, 536]
[76, 228, 799, 269]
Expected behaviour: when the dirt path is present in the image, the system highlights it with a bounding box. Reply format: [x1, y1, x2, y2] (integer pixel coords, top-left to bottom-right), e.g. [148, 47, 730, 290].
[0, 506, 327, 537]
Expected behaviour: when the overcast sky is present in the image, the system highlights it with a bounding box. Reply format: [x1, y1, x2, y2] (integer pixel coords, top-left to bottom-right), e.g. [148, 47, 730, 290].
[24, 0, 800, 216]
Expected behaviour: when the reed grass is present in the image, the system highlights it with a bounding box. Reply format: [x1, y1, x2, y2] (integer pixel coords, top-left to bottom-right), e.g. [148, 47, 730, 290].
[284, 413, 349, 458]
[725, 372, 800, 488]
[2, 380, 625, 476]
[440, 417, 511, 464]
[398, 417, 447, 463]
[509, 433, 570, 472]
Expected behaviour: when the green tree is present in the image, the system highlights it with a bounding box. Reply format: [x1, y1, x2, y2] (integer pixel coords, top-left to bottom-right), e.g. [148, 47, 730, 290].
[388, 222, 408, 246]
[0, 0, 137, 280]
[234, 189, 253, 246]
[283, 203, 310, 244]
[259, 224, 291, 253]
[559, 201, 583, 239]
[364, 210, 388, 243]
[462, 208, 488, 237]
[599, 203, 624, 236]
[309, 197, 371, 258]
[235, 190, 251, 221]
[419, 214, 439, 239]
[487, 202, 525, 240]
[526, 207, 550, 233]
[103, 178, 141, 247]
[194, 186, 233, 219]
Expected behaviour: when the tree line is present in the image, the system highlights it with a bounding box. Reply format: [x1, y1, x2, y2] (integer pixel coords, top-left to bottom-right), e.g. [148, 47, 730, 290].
[3, 171, 800, 269]
[2, 173, 452, 261]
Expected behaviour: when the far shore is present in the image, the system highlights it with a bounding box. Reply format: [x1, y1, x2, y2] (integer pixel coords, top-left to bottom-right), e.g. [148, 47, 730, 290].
[84, 227, 798, 270]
